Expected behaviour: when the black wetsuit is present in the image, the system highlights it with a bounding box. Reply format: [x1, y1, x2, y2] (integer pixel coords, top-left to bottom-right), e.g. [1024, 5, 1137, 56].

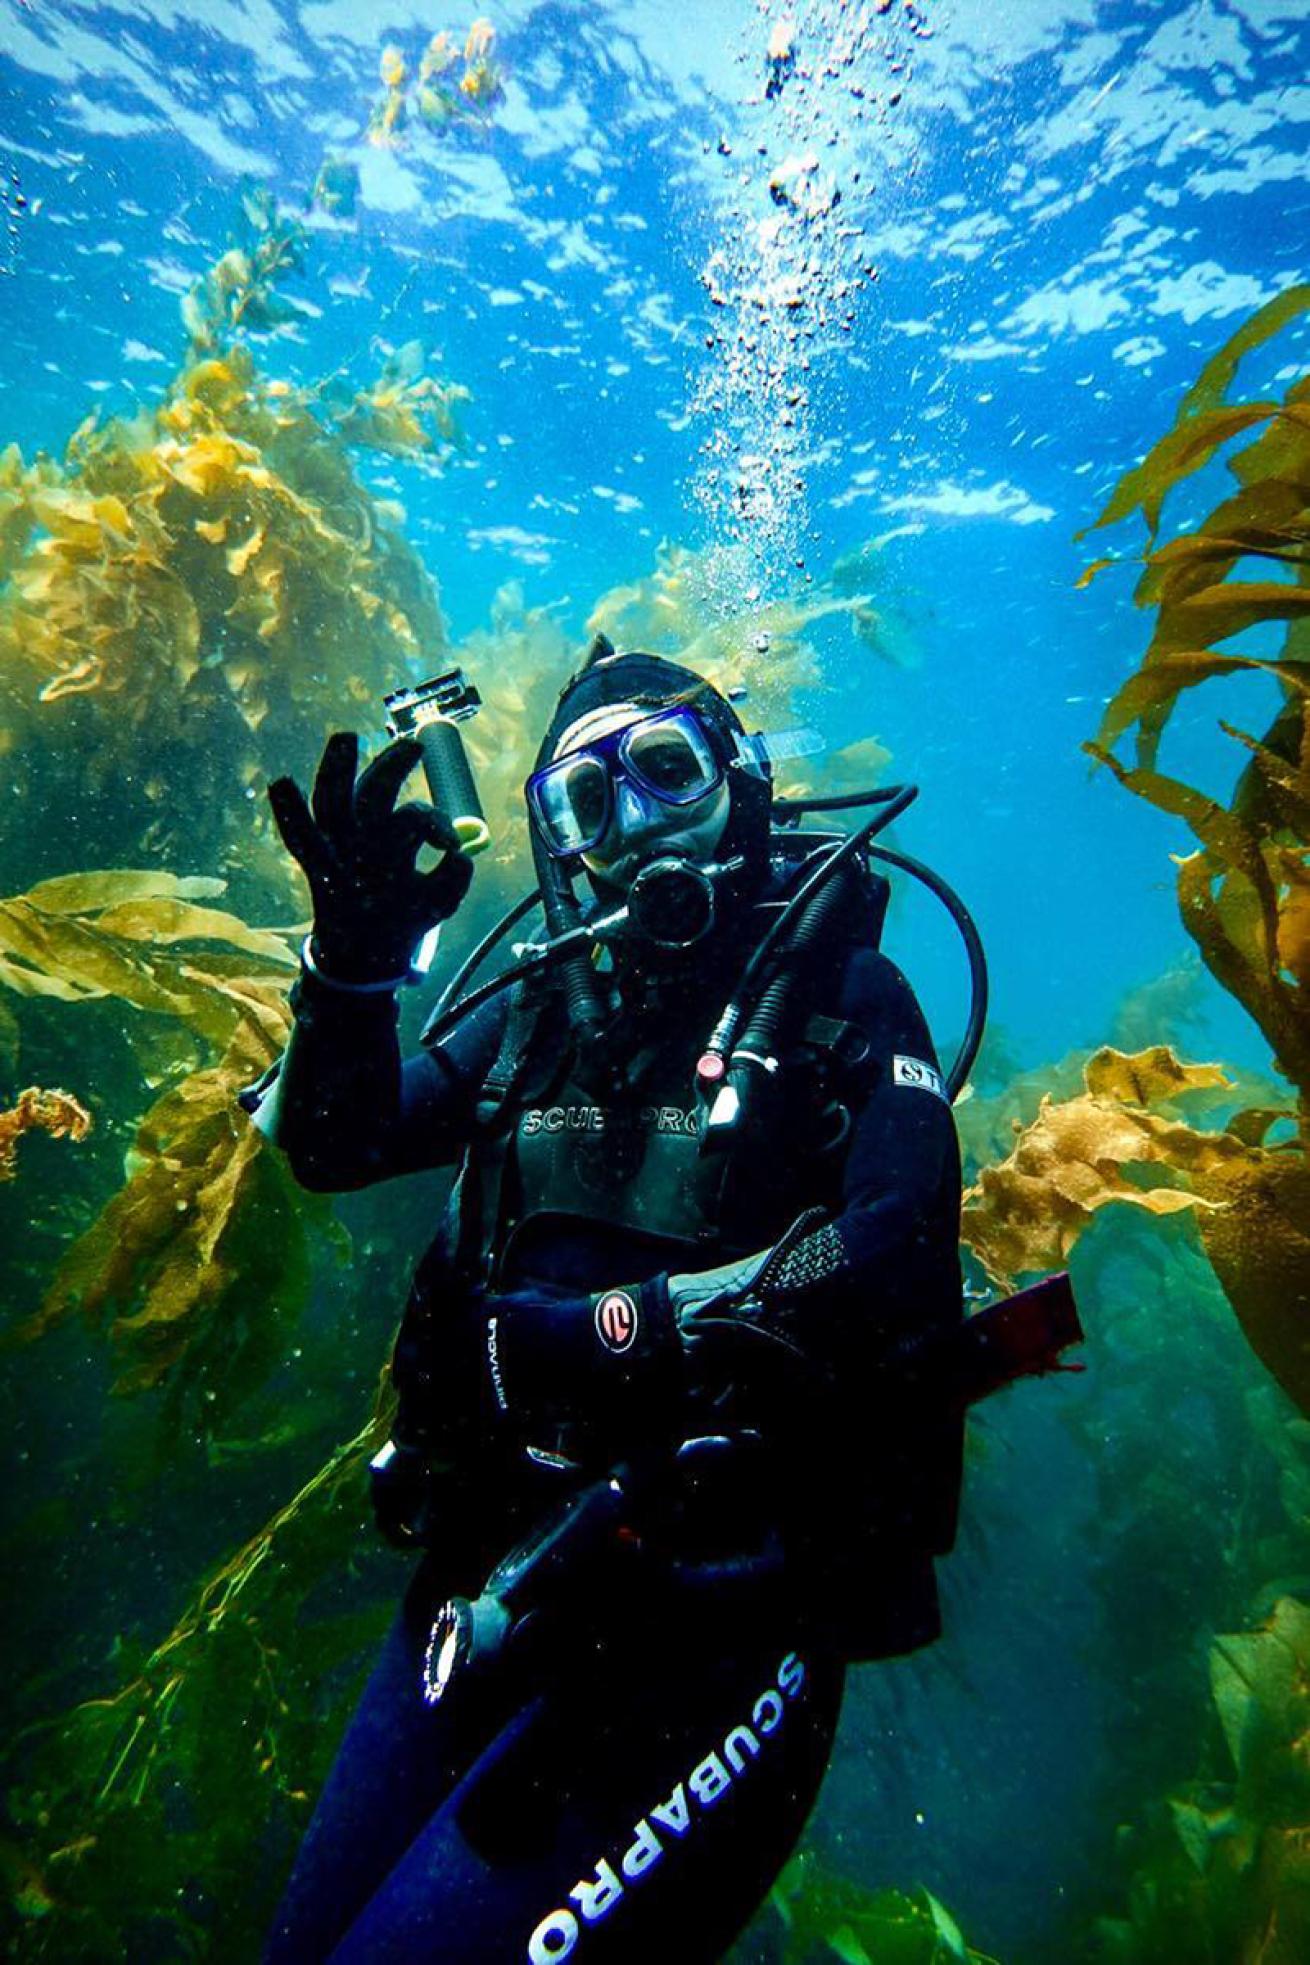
[262, 892, 963, 1964]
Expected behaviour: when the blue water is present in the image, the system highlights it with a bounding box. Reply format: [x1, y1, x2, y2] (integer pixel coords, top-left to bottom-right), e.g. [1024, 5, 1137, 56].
[2, 1, 1307, 1957]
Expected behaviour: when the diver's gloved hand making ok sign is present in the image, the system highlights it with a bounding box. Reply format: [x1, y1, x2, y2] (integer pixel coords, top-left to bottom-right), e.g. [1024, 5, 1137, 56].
[269, 731, 473, 987]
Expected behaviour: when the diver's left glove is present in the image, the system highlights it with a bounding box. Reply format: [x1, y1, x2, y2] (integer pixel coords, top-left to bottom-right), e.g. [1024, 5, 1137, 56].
[268, 730, 472, 987]
[484, 1278, 683, 1450]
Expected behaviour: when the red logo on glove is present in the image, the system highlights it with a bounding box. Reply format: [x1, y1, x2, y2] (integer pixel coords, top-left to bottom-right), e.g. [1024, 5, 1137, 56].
[595, 1289, 638, 1353]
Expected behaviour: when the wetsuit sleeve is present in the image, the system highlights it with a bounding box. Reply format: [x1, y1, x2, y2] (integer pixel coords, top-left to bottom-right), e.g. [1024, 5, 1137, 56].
[254, 972, 508, 1191]
[772, 944, 963, 1361]
[670, 945, 963, 1378]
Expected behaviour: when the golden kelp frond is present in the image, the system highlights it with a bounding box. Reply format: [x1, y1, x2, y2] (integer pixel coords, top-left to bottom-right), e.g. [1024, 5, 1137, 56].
[22, 1002, 308, 1433]
[369, 43, 410, 145]
[961, 1048, 1240, 1292]
[773, 733, 893, 808]
[1083, 284, 1310, 546]
[963, 1044, 1310, 1415]
[1195, 1148, 1310, 1421]
[0, 1086, 91, 1179]
[1084, 295, 1310, 1133]
[585, 539, 901, 719]
[454, 582, 586, 873]
[0, 870, 313, 1427]
[953, 1045, 1091, 1181]
[0, 442, 60, 585]
[371, 21, 504, 143]
[586, 542, 708, 651]
[330, 342, 471, 457]
[1083, 1044, 1232, 1106]
[0, 331, 450, 884]
[0, 870, 296, 1050]
[182, 184, 309, 355]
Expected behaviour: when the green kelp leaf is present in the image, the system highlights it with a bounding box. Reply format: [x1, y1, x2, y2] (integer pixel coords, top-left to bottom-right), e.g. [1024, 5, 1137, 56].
[923, 1891, 971, 1959]
[1197, 1151, 1310, 1418]
[770, 1851, 1000, 1964]
[22, 870, 228, 913]
[1096, 652, 1310, 762]
[1168, 1796, 1239, 1875]
[1085, 403, 1283, 540]
[1179, 285, 1310, 420]
[1151, 580, 1310, 658]
[19, 1003, 319, 1437]
[5, 1393, 394, 1961]
[1248, 1829, 1310, 1965]
[1210, 1599, 1310, 1824]
[828, 1927, 872, 1965]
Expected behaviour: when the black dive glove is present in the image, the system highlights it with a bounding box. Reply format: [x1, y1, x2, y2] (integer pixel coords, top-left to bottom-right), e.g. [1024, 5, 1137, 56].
[476, 1279, 683, 1454]
[268, 731, 472, 986]
[450, 1220, 845, 1457]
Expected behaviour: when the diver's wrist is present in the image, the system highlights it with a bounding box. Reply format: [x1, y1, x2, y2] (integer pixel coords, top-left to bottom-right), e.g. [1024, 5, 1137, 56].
[300, 934, 413, 994]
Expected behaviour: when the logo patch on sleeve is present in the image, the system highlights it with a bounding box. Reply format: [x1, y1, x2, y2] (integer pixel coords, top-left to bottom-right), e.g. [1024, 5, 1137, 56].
[595, 1290, 638, 1352]
[893, 1055, 947, 1100]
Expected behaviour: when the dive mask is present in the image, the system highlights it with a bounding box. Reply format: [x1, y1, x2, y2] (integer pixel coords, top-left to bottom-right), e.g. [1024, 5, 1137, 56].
[526, 705, 725, 860]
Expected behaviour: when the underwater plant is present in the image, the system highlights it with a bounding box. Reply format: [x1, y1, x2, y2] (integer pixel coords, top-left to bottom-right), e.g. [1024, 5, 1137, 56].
[0, 870, 330, 1439]
[0, 199, 462, 905]
[368, 20, 504, 145]
[1029, 288, 1310, 1965]
[0, 1085, 90, 1178]
[760, 1849, 1002, 1964]
[3, 1389, 396, 1961]
[1083, 283, 1310, 1132]
[1076, 287, 1310, 1417]
[1093, 1595, 1310, 1965]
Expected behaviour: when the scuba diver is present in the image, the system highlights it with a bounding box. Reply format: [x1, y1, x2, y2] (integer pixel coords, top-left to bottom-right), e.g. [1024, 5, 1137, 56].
[252, 638, 1078, 1963]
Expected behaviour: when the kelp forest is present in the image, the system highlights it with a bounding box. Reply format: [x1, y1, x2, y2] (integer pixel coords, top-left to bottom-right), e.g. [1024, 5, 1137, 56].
[1, 184, 1308, 1963]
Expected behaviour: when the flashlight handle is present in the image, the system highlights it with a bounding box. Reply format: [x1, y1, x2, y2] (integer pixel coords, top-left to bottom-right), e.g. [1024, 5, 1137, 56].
[415, 717, 490, 855]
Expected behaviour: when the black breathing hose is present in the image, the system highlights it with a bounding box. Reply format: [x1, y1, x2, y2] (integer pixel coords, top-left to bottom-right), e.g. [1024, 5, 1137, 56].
[420, 779, 989, 1102]
[716, 784, 920, 1054]
[866, 842, 989, 1099]
[733, 866, 850, 1065]
[430, 888, 541, 1023]
[772, 784, 910, 819]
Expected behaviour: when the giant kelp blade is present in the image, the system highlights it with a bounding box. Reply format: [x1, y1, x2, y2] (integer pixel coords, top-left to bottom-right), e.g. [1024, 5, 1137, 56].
[1179, 285, 1310, 421]
[1093, 650, 1310, 762]
[1197, 1154, 1310, 1417]
[1084, 403, 1282, 540]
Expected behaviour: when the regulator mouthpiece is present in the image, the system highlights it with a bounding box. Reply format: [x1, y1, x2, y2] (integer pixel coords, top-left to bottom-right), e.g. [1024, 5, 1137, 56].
[626, 856, 738, 949]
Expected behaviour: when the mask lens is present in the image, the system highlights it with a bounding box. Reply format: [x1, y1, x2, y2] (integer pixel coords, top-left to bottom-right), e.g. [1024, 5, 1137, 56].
[623, 712, 720, 805]
[530, 754, 611, 854]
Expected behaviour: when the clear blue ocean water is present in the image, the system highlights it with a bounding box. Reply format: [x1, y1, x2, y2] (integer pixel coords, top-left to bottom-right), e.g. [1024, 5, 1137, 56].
[2, 3, 1307, 1960]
